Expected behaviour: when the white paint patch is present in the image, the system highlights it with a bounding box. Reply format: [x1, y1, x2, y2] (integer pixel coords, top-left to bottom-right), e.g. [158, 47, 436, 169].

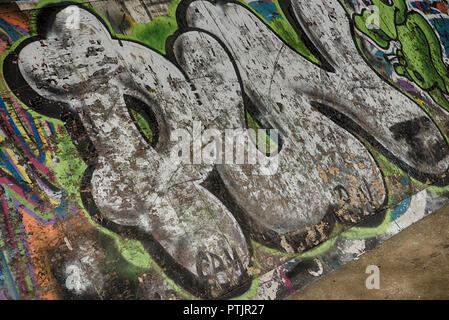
[65, 264, 92, 295]
[307, 259, 324, 277]
[394, 190, 427, 229]
[254, 268, 282, 300]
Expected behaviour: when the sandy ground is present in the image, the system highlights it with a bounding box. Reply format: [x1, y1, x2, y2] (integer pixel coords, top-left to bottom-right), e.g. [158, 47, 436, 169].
[288, 203, 449, 299]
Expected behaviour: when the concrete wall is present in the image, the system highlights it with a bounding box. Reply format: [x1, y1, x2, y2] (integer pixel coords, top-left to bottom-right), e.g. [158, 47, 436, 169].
[0, 0, 448, 299]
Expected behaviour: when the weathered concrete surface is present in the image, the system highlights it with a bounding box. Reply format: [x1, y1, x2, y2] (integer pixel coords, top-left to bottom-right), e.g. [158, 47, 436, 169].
[0, 0, 449, 300]
[288, 203, 449, 300]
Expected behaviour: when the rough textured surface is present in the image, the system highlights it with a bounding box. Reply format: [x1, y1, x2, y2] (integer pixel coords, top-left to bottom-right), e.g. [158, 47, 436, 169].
[288, 203, 449, 300]
[0, 0, 448, 300]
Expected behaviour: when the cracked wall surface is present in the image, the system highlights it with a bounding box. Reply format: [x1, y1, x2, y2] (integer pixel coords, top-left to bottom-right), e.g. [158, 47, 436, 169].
[0, 0, 449, 300]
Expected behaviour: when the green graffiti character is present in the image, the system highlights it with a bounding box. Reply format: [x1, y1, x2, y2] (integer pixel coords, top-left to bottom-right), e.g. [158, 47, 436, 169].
[354, 0, 449, 111]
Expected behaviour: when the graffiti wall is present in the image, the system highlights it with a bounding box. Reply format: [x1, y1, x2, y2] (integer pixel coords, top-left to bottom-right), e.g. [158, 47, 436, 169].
[0, 0, 449, 300]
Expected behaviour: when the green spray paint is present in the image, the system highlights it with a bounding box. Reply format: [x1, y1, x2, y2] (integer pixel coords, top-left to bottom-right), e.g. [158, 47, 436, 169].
[353, 0, 449, 112]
